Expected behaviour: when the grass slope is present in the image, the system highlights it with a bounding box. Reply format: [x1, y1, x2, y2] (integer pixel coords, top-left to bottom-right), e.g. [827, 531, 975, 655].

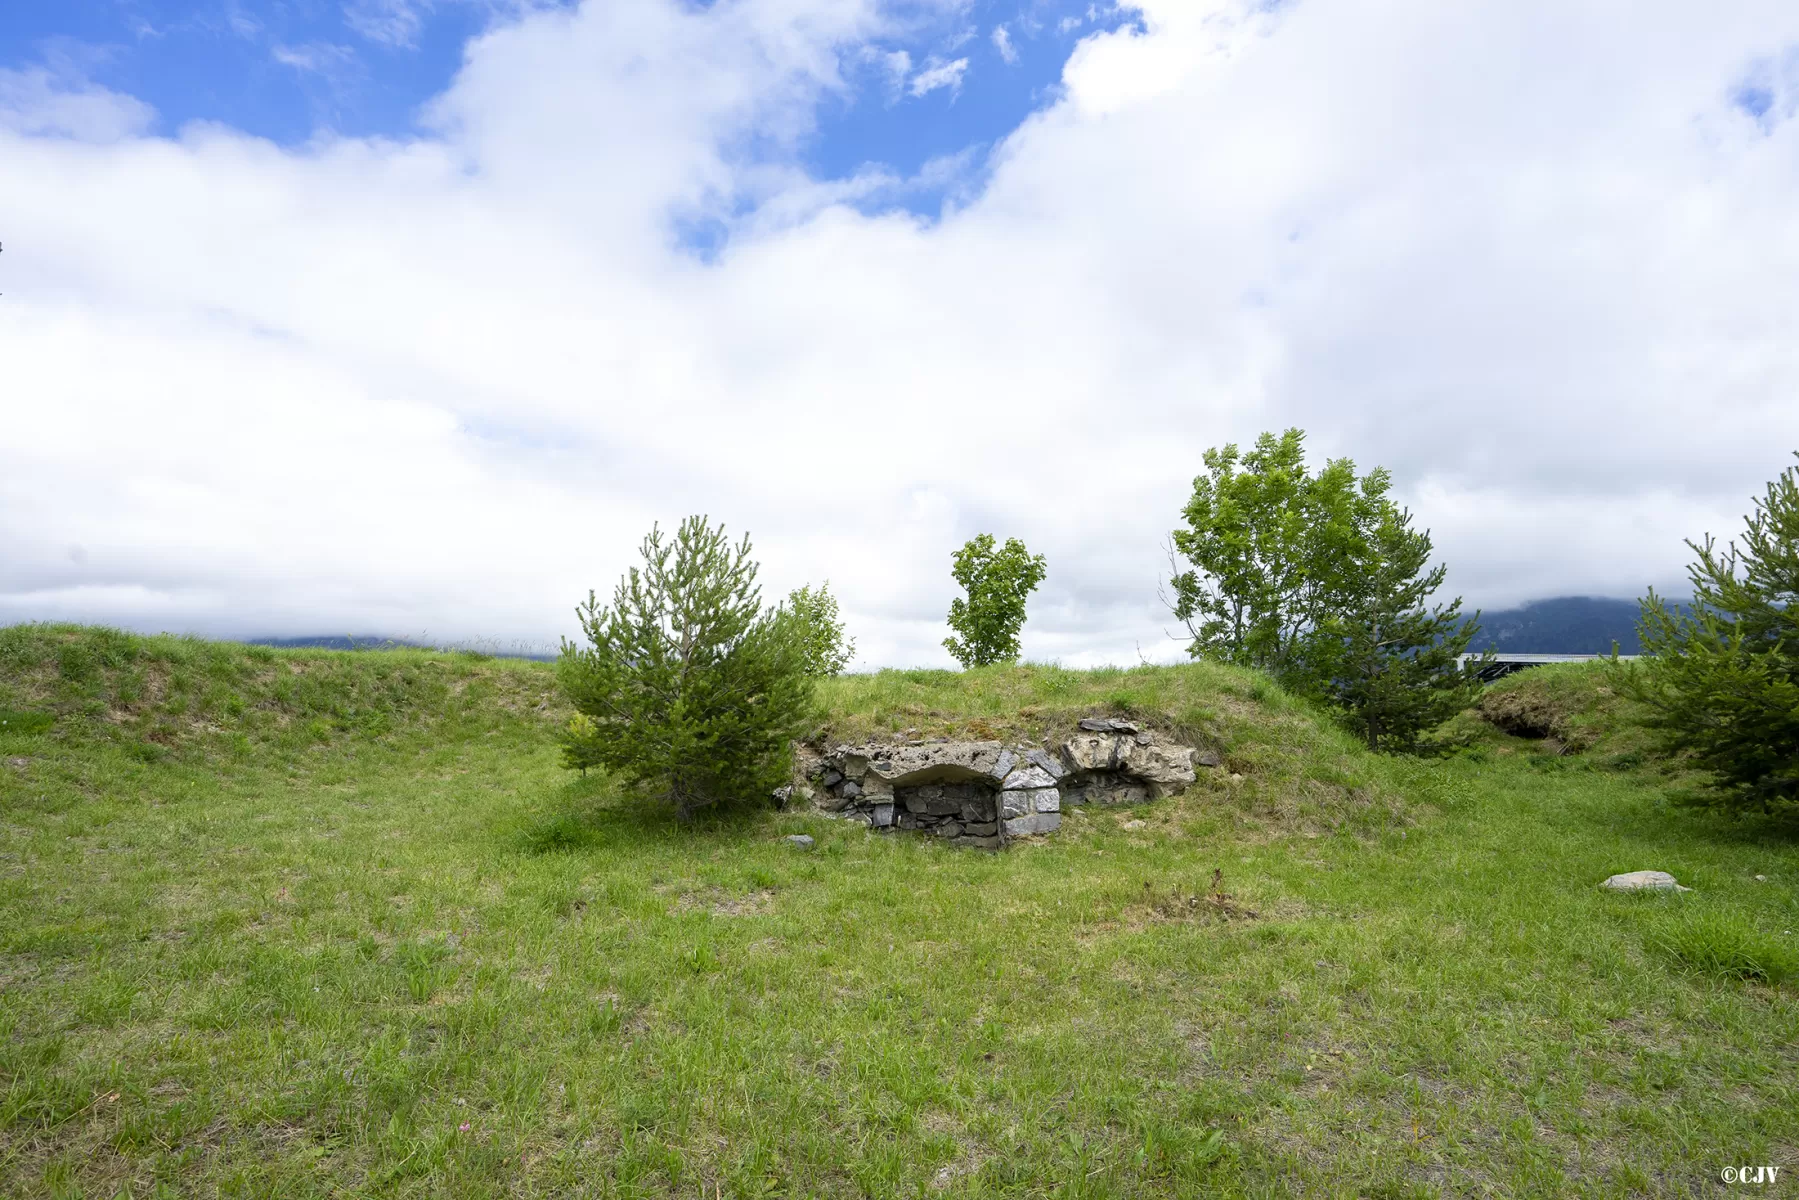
[1, 626, 1796, 1197]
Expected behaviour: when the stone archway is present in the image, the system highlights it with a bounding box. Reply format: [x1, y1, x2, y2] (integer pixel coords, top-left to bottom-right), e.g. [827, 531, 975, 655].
[799, 718, 1217, 847]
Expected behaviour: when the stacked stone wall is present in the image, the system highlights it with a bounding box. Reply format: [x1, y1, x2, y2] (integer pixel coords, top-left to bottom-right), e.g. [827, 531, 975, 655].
[797, 717, 1217, 848]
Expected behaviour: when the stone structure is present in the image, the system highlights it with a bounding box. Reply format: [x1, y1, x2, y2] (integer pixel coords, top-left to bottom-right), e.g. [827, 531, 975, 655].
[796, 717, 1215, 847]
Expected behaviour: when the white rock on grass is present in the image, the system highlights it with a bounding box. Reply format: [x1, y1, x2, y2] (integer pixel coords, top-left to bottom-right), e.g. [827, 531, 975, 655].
[1600, 870, 1690, 892]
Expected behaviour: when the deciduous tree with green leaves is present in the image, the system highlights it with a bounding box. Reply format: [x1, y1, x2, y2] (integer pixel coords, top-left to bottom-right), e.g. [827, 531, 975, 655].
[943, 534, 1047, 669]
[1170, 428, 1483, 750]
[1169, 429, 1351, 678]
[781, 582, 855, 677]
[1623, 453, 1799, 816]
[557, 516, 812, 818]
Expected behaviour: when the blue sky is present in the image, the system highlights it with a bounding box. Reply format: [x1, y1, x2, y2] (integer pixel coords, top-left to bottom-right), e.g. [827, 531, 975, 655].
[2, 0, 1140, 209]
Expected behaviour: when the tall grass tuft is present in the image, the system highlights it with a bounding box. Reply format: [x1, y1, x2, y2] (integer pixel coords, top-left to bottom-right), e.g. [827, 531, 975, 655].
[1645, 907, 1798, 984]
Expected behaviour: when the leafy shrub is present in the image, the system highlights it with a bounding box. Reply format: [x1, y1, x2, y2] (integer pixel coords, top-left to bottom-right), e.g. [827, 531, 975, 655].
[557, 516, 812, 819]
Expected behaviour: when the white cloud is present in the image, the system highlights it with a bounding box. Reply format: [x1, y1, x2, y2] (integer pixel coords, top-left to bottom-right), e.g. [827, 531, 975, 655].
[909, 55, 969, 98]
[344, 0, 431, 48]
[0, 65, 154, 141]
[992, 24, 1018, 64]
[223, 1, 263, 41]
[3, 0, 1799, 669]
[272, 42, 361, 78]
[873, 46, 913, 97]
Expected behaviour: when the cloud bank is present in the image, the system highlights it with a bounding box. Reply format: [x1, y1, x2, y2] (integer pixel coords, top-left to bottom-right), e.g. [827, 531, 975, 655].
[3, 0, 1797, 667]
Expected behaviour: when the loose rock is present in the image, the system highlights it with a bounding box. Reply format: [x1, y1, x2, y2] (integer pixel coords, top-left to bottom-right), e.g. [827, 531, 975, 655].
[1600, 870, 1689, 892]
[786, 835, 816, 851]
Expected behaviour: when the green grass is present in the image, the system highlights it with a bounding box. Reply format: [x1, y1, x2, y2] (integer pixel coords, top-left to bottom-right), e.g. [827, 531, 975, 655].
[2, 626, 1796, 1196]
[1439, 661, 1661, 767]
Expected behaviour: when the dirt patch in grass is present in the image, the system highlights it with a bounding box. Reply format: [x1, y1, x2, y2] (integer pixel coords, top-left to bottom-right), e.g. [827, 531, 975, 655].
[1129, 872, 1259, 924]
[669, 887, 776, 918]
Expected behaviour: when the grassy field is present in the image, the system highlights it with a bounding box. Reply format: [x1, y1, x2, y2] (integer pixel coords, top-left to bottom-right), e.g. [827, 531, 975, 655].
[1, 625, 1796, 1198]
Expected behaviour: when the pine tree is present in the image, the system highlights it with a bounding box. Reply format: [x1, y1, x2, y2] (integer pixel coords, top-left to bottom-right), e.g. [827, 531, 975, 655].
[557, 516, 812, 818]
[1305, 502, 1484, 751]
[1625, 453, 1799, 815]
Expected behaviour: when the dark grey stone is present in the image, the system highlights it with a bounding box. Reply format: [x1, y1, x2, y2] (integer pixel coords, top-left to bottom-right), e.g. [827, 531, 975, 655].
[988, 748, 1018, 781]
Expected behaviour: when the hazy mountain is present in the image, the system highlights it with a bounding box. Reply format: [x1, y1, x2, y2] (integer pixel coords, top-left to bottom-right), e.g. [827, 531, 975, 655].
[1462, 597, 1656, 655]
[254, 596, 1658, 663]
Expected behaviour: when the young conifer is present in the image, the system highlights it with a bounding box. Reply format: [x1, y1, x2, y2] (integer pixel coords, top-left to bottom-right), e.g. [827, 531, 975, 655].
[1625, 453, 1799, 816]
[557, 516, 812, 818]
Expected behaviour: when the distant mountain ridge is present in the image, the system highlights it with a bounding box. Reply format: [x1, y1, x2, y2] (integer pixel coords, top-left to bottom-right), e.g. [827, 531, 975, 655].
[1463, 597, 1654, 656]
[251, 597, 1655, 663]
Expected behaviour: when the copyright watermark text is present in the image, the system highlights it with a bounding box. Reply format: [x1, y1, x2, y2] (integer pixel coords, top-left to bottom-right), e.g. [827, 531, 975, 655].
[1721, 1166, 1782, 1185]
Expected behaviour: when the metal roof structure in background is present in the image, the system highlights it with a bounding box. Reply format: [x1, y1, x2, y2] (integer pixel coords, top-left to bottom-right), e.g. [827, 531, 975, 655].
[1459, 652, 1639, 683]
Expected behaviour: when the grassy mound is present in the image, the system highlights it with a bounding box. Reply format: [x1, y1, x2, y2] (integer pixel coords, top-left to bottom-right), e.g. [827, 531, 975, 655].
[0, 623, 561, 760]
[1440, 660, 1657, 766]
[2, 626, 1795, 1197]
[815, 662, 1412, 837]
